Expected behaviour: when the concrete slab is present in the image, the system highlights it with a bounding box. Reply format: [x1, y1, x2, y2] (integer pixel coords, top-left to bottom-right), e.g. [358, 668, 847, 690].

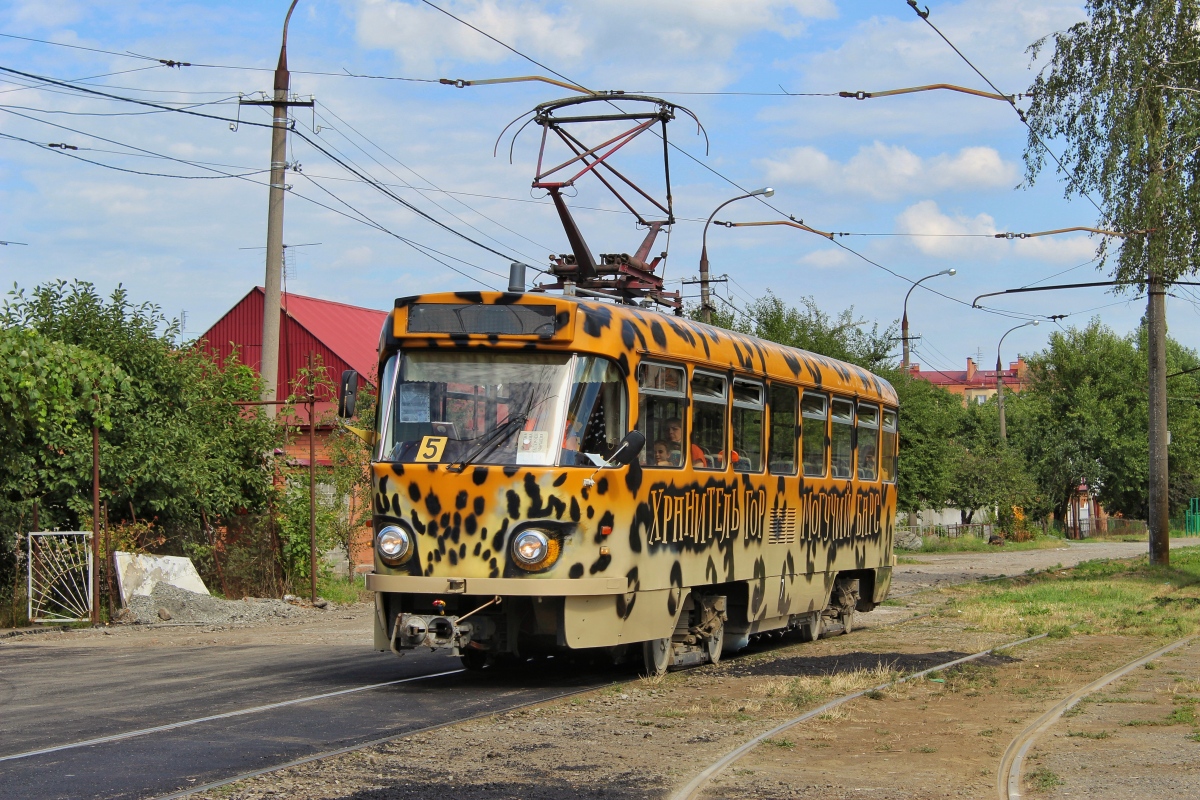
[113, 552, 209, 606]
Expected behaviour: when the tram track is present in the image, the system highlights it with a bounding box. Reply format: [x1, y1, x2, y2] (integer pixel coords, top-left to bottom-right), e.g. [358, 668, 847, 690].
[997, 634, 1197, 800]
[668, 631, 1050, 800]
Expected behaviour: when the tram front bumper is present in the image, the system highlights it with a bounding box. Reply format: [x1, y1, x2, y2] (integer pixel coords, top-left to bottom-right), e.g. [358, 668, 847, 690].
[366, 573, 630, 596]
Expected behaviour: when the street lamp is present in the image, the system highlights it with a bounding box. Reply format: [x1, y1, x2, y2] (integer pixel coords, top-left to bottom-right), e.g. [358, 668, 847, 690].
[996, 319, 1040, 443]
[699, 187, 773, 323]
[901, 269, 956, 373]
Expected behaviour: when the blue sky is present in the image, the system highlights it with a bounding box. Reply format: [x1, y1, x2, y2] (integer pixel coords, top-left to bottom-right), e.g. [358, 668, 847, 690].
[2, 0, 1191, 372]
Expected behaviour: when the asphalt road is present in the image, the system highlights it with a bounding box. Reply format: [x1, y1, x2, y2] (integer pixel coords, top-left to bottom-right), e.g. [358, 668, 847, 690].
[0, 643, 614, 800]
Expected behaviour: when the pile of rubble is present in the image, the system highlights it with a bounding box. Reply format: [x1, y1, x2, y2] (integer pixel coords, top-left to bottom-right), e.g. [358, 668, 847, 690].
[121, 583, 333, 625]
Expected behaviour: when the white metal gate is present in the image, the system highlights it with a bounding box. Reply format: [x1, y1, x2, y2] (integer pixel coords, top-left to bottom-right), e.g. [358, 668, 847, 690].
[27, 531, 93, 623]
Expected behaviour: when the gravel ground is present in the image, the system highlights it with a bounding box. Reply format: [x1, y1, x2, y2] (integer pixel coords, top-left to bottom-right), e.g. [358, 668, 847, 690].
[1035, 638, 1200, 799]
[123, 583, 320, 625]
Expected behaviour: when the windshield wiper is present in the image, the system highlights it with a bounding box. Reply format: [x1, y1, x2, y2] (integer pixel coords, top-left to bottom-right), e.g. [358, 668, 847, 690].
[448, 412, 529, 472]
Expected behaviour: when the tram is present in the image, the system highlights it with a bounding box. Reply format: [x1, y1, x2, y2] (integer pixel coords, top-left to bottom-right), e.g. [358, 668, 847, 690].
[339, 288, 897, 674]
[336, 93, 897, 675]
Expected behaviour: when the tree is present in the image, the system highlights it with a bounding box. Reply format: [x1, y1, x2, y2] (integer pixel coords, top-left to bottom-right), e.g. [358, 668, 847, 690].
[325, 385, 377, 575]
[891, 376, 962, 516]
[1006, 320, 1144, 520]
[1024, 0, 1200, 561]
[692, 291, 897, 373]
[1, 280, 278, 534]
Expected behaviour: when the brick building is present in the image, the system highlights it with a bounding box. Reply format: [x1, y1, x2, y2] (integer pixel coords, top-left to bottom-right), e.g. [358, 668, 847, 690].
[910, 356, 1029, 406]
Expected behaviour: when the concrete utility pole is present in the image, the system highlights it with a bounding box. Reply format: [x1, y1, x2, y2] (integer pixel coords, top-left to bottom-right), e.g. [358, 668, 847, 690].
[244, 0, 312, 417]
[1148, 272, 1170, 565]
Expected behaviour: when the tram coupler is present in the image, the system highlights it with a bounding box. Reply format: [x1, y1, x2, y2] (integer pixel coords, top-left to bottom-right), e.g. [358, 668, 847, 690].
[393, 612, 496, 653]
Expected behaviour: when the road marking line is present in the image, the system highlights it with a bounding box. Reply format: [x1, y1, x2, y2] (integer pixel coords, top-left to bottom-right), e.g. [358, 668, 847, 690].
[0, 668, 464, 763]
[150, 682, 609, 800]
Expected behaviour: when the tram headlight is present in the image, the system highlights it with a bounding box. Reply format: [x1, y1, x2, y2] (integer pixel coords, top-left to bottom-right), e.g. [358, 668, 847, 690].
[376, 525, 412, 565]
[512, 529, 559, 571]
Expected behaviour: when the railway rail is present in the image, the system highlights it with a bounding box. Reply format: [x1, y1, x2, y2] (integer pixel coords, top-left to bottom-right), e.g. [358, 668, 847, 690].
[667, 630, 1198, 800]
[668, 631, 1050, 800]
[998, 635, 1197, 800]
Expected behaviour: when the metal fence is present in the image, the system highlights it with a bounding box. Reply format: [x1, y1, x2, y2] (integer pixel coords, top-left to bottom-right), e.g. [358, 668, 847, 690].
[896, 523, 996, 541]
[898, 517, 1150, 543]
[26, 531, 93, 623]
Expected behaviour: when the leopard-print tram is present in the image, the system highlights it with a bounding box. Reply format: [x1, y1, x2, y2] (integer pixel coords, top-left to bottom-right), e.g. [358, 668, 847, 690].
[351, 291, 897, 674]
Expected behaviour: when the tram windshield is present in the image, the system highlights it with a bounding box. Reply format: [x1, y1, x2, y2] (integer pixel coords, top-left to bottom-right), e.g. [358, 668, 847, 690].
[376, 351, 624, 467]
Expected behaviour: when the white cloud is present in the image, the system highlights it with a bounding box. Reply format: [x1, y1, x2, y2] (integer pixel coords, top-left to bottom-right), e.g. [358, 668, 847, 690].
[351, 0, 838, 87]
[894, 200, 1100, 263]
[797, 248, 850, 269]
[1014, 231, 1099, 263]
[896, 199, 996, 257]
[759, 142, 1016, 199]
[5, 0, 85, 29]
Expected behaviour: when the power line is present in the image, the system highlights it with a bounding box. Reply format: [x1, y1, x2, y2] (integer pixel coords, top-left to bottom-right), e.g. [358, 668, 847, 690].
[0, 92, 503, 288]
[306, 101, 552, 263]
[408, 3, 1051, 324]
[906, 0, 1104, 216]
[0, 64, 169, 97]
[0, 63, 527, 267]
[296, 173, 500, 289]
[0, 130, 268, 180]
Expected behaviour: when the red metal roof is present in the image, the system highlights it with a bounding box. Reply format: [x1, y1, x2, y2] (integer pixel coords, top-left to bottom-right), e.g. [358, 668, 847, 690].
[198, 288, 388, 407]
[278, 290, 388, 381]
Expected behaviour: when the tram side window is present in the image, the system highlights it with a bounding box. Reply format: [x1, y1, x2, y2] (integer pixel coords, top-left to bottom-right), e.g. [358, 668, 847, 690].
[560, 356, 627, 466]
[801, 392, 828, 477]
[857, 402, 880, 481]
[880, 409, 898, 483]
[692, 372, 728, 470]
[830, 397, 855, 480]
[637, 363, 687, 468]
[732, 379, 764, 472]
[768, 384, 797, 475]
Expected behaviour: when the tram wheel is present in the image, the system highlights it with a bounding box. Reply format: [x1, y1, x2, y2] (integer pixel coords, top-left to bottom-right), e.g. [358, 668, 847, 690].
[800, 612, 822, 642]
[705, 619, 724, 666]
[642, 637, 672, 677]
[460, 648, 489, 671]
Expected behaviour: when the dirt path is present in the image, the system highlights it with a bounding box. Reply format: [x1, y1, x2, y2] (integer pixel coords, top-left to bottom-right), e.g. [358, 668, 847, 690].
[891, 538, 1200, 596]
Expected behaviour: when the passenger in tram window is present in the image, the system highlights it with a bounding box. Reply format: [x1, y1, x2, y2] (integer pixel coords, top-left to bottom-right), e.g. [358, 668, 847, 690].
[668, 416, 705, 468]
[653, 440, 673, 466]
[858, 443, 877, 481]
[665, 417, 702, 467]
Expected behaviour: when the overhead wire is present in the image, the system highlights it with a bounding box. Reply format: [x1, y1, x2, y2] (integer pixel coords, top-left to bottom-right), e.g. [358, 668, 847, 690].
[905, 0, 1105, 217]
[0, 64, 169, 96]
[0, 130, 269, 180]
[0, 63, 530, 269]
[0, 78, 505, 287]
[1, 22, 1107, 321]
[296, 173, 500, 289]
[412, 0, 1052, 323]
[308, 100, 554, 262]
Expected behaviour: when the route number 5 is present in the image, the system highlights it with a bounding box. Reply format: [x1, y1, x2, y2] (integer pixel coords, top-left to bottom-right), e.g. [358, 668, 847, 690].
[414, 435, 448, 463]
